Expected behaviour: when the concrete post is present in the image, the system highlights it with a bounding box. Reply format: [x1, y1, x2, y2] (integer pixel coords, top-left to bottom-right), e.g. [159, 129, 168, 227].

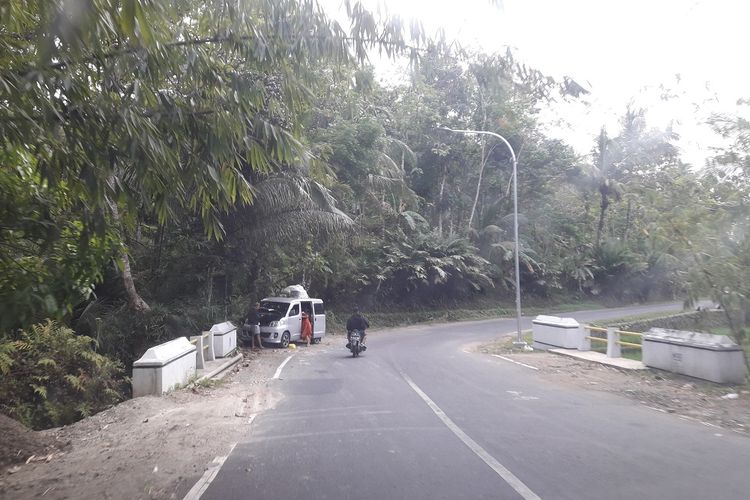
[190, 335, 205, 369]
[202, 331, 215, 362]
[578, 326, 591, 351]
[606, 327, 621, 358]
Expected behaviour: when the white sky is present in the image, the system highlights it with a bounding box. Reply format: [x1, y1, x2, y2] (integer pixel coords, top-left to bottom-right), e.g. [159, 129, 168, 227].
[322, 0, 750, 165]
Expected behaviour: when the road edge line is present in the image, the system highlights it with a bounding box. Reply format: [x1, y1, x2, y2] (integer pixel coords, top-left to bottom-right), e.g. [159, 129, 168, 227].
[273, 354, 295, 379]
[183, 442, 237, 500]
[492, 354, 539, 371]
[401, 372, 541, 500]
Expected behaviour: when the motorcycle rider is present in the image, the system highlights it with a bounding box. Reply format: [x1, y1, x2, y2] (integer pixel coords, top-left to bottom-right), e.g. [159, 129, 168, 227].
[346, 306, 370, 349]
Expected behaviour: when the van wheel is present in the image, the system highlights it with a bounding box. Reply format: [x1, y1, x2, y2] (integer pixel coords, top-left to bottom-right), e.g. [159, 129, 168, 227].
[313, 337, 321, 344]
[280, 331, 290, 348]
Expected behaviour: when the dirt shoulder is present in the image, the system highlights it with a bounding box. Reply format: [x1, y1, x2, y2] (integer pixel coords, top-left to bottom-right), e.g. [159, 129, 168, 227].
[479, 338, 750, 436]
[0, 345, 292, 500]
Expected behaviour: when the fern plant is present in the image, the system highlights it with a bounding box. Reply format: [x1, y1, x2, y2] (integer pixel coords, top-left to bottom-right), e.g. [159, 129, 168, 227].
[0, 321, 126, 430]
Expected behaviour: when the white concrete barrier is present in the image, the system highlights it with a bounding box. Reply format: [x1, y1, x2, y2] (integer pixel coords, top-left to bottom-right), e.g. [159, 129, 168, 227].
[532, 315, 585, 350]
[132, 337, 196, 397]
[210, 321, 237, 358]
[643, 328, 747, 384]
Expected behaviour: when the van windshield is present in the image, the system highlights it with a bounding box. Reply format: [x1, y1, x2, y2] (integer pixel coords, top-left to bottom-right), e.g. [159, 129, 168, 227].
[259, 301, 290, 321]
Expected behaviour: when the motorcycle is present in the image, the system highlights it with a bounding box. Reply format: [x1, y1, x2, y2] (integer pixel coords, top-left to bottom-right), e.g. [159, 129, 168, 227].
[347, 329, 366, 357]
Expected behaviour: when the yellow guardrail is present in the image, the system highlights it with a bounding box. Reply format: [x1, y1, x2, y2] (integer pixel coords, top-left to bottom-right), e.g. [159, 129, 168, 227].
[189, 334, 212, 353]
[586, 336, 608, 343]
[617, 340, 642, 348]
[617, 330, 643, 337]
[585, 326, 643, 350]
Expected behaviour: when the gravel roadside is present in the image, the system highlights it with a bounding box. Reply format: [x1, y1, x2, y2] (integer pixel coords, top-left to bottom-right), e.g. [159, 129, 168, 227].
[0, 344, 296, 500]
[479, 338, 750, 436]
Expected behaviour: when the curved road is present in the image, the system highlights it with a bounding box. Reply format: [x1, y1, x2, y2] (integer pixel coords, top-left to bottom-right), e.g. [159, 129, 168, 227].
[201, 303, 750, 499]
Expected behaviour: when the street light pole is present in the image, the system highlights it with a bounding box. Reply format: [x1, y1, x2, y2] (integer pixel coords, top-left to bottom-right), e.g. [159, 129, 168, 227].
[440, 128, 526, 348]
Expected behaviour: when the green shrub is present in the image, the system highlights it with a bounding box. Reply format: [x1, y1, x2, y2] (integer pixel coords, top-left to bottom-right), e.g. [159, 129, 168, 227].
[0, 321, 126, 430]
[75, 302, 195, 368]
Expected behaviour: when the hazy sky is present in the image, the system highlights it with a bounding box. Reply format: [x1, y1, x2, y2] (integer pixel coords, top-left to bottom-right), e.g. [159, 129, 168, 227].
[322, 0, 750, 165]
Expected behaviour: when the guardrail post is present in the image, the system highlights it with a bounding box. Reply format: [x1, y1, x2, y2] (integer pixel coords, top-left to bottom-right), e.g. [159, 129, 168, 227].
[203, 331, 215, 362]
[606, 327, 621, 358]
[190, 335, 205, 369]
[579, 326, 591, 351]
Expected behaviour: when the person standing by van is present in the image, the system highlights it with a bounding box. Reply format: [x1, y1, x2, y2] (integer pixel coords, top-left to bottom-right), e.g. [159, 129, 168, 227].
[346, 307, 369, 349]
[244, 302, 263, 350]
[300, 312, 313, 347]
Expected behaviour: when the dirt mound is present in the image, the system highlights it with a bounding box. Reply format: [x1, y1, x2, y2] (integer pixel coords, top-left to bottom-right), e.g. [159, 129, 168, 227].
[0, 414, 63, 468]
[0, 346, 288, 499]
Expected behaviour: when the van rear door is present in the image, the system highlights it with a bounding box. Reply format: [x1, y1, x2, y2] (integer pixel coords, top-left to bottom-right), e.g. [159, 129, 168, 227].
[313, 301, 326, 338]
[287, 302, 301, 340]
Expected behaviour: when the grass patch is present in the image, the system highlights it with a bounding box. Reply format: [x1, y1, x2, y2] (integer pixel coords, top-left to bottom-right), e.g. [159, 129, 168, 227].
[326, 298, 611, 334]
[707, 326, 733, 337]
[478, 330, 534, 355]
[326, 306, 515, 334]
[193, 377, 225, 389]
[587, 311, 682, 328]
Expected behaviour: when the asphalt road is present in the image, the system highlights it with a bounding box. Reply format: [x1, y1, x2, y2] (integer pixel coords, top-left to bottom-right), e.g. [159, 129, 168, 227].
[201, 302, 750, 500]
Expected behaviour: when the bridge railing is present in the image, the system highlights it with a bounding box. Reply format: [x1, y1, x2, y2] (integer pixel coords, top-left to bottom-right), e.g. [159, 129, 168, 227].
[189, 331, 215, 370]
[585, 326, 642, 359]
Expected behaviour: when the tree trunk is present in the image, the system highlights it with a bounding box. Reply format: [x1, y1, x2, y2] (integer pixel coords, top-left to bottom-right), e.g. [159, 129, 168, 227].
[623, 198, 632, 241]
[468, 143, 498, 233]
[467, 90, 489, 233]
[595, 128, 609, 248]
[110, 196, 150, 312]
[437, 174, 446, 237]
[121, 248, 150, 312]
[596, 192, 608, 248]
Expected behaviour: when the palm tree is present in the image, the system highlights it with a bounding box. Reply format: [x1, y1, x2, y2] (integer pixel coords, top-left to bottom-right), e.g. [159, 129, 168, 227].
[592, 128, 624, 248]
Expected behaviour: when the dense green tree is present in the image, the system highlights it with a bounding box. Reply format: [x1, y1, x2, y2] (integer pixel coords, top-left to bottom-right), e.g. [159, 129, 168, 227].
[681, 108, 750, 345]
[0, 0, 440, 329]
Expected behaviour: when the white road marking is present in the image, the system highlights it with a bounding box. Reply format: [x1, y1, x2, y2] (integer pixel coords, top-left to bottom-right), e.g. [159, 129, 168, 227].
[273, 354, 295, 379]
[247, 413, 257, 426]
[492, 354, 539, 371]
[506, 390, 539, 401]
[401, 373, 542, 500]
[269, 405, 376, 416]
[644, 405, 668, 414]
[183, 443, 237, 500]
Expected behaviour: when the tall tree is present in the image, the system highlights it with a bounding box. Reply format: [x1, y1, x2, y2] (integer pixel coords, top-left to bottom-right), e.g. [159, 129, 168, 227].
[681, 108, 750, 346]
[0, 0, 440, 325]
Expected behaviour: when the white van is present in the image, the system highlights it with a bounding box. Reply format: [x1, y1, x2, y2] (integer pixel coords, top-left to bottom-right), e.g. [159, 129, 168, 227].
[258, 297, 326, 347]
